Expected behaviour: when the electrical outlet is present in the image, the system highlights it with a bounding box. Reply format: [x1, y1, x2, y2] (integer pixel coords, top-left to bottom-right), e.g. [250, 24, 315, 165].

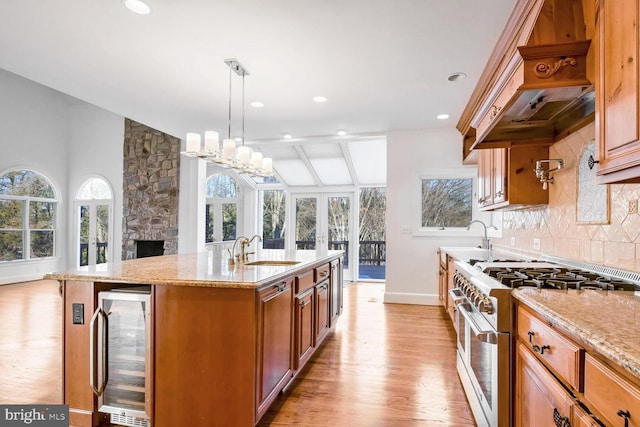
[533, 238, 541, 251]
[629, 200, 638, 214]
[72, 303, 84, 325]
[401, 226, 412, 234]
[510, 237, 516, 246]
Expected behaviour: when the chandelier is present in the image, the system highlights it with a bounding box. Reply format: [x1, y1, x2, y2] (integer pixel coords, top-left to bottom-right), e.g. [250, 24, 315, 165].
[181, 58, 274, 178]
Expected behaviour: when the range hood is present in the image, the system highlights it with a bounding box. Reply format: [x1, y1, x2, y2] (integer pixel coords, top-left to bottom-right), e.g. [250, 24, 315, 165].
[457, 0, 596, 159]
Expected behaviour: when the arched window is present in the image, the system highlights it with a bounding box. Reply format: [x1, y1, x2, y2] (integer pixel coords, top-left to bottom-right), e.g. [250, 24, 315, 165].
[0, 169, 57, 261]
[76, 177, 113, 266]
[205, 174, 241, 242]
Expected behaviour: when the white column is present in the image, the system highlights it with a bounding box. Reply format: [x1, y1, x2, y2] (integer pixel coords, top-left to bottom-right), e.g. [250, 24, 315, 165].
[178, 154, 207, 254]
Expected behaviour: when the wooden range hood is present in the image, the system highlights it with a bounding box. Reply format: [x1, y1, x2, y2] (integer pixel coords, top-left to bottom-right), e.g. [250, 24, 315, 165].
[457, 0, 596, 162]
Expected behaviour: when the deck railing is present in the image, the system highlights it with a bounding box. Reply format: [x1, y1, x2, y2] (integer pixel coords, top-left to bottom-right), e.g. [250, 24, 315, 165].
[79, 242, 108, 266]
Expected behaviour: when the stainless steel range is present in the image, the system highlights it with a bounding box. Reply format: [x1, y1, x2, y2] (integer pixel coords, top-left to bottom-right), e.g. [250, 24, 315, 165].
[449, 257, 640, 427]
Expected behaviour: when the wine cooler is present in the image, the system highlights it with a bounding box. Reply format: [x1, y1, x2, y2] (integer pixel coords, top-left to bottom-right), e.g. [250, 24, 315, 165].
[90, 286, 152, 427]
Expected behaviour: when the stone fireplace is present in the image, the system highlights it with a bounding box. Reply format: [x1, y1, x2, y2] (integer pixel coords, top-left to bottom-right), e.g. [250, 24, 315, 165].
[122, 119, 180, 259]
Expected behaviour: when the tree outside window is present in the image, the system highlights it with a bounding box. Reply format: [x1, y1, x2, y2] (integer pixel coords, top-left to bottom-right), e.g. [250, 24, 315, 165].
[421, 178, 472, 228]
[205, 174, 239, 242]
[0, 170, 57, 261]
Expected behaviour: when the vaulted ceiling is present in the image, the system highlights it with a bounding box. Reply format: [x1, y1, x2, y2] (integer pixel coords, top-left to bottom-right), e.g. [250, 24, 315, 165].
[0, 0, 517, 186]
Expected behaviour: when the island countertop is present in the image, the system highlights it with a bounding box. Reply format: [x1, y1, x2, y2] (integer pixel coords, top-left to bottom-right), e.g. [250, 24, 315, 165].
[45, 249, 344, 289]
[512, 288, 640, 382]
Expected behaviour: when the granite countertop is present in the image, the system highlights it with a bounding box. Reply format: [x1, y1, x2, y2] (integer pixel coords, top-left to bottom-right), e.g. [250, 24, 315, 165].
[44, 249, 343, 289]
[513, 288, 640, 382]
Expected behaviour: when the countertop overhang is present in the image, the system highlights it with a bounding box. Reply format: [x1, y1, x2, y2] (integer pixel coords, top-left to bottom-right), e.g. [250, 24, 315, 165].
[45, 249, 344, 289]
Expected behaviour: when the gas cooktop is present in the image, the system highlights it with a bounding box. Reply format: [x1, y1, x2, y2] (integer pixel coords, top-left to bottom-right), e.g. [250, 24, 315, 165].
[481, 263, 640, 291]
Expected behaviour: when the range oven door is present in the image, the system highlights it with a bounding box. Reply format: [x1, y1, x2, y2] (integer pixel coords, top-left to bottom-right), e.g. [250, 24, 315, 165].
[457, 303, 509, 427]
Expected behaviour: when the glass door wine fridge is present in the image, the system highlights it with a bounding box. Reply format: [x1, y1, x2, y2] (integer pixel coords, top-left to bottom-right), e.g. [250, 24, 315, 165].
[90, 286, 152, 427]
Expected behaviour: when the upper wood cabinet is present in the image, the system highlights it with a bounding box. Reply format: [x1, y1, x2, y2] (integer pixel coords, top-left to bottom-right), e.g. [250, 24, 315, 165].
[594, 0, 640, 184]
[477, 145, 548, 211]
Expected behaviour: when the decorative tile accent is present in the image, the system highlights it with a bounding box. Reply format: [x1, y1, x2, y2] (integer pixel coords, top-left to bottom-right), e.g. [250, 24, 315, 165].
[493, 122, 640, 271]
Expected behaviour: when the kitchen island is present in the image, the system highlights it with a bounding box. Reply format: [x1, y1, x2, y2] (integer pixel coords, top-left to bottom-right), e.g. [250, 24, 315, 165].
[46, 249, 344, 427]
[512, 288, 640, 426]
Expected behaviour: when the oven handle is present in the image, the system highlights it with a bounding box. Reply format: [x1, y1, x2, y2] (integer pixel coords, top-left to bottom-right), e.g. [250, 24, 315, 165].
[448, 288, 466, 307]
[458, 304, 498, 344]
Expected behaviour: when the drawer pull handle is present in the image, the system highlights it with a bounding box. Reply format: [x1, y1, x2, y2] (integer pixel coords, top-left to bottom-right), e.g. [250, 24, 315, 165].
[528, 331, 550, 355]
[553, 408, 571, 427]
[300, 300, 309, 308]
[617, 409, 630, 427]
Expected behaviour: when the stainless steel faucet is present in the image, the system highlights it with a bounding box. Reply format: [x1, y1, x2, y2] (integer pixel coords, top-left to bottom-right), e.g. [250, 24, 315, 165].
[467, 220, 496, 250]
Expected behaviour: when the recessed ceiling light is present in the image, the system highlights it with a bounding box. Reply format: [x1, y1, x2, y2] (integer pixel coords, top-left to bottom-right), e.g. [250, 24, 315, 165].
[437, 114, 450, 120]
[283, 134, 292, 139]
[447, 72, 466, 82]
[234, 137, 242, 142]
[124, 0, 151, 14]
[313, 96, 327, 103]
[337, 130, 347, 136]
[250, 101, 264, 108]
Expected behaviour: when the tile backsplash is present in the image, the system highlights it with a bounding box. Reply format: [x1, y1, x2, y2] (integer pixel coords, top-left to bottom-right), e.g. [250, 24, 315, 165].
[492, 122, 640, 272]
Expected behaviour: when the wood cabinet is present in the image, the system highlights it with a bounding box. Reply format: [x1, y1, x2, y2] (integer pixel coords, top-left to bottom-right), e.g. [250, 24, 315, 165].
[515, 302, 640, 427]
[445, 255, 457, 325]
[315, 279, 330, 345]
[330, 258, 343, 325]
[437, 250, 447, 308]
[583, 354, 640, 427]
[477, 145, 549, 211]
[515, 342, 576, 427]
[256, 278, 294, 420]
[294, 288, 314, 370]
[595, 0, 640, 184]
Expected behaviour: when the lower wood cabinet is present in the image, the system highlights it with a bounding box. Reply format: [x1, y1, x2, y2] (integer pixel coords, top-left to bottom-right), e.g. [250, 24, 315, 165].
[294, 288, 315, 370]
[330, 258, 342, 325]
[256, 278, 293, 420]
[315, 279, 330, 345]
[515, 342, 575, 427]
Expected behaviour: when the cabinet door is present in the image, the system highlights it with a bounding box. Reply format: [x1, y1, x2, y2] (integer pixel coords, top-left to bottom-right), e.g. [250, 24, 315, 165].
[294, 289, 314, 370]
[315, 280, 330, 345]
[493, 148, 506, 204]
[330, 259, 341, 325]
[595, 0, 640, 183]
[515, 343, 575, 427]
[256, 279, 293, 419]
[478, 149, 494, 207]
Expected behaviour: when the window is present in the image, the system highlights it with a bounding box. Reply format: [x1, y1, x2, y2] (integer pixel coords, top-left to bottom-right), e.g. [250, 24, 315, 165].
[421, 177, 472, 228]
[262, 190, 286, 249]
[205, 174, 240, 242]
[77, 177, 113, 266]
[0, 169, 57, 261]
[359, 187, 386, 280]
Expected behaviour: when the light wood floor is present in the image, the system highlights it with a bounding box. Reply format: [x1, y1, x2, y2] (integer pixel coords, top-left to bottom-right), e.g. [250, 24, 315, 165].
[0, 280, 475, 426]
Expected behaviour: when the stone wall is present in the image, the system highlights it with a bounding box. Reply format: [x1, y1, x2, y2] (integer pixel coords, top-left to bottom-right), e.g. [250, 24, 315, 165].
[122, 119, 180, 259]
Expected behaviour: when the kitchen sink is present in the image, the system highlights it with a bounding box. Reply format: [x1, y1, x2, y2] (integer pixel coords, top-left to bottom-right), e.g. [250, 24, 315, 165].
[244, 260, 301, 266]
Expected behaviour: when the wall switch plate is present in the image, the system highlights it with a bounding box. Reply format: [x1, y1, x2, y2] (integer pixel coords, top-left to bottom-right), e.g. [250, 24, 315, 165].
[72, 303, 84, 325]
[401, 226, 412, 234]
[630, 200, 638, 214]
[510, 237, 516, 246]
[533, 238, 541, 251]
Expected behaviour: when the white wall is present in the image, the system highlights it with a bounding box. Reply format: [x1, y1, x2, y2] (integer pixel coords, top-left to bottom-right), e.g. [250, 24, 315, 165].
[0, 69, 124, 283]
[385, 128, 494, 305]
[67, 103, 124, 265]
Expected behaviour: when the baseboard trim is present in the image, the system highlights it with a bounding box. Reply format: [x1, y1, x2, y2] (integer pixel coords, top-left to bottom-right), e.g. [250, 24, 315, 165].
[383, 292, 439, 305]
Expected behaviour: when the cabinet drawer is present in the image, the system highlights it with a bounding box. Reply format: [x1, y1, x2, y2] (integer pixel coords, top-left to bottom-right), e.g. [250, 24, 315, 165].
[295, 270, 315, 295]
[517, 307, 584, 391]
[572, 404, 601, 427]
[584, 354, 640, 427]
[314, 264, 330, 283]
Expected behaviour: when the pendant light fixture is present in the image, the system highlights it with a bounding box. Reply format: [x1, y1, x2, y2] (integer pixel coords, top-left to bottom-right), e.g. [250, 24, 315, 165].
[181, 58, 274, 178]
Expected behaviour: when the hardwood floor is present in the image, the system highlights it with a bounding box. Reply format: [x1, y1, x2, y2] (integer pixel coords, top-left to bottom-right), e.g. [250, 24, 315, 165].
[258, 283, 476, 426]
[0, 280, 475, 426]
[0, 280, 62, 404]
